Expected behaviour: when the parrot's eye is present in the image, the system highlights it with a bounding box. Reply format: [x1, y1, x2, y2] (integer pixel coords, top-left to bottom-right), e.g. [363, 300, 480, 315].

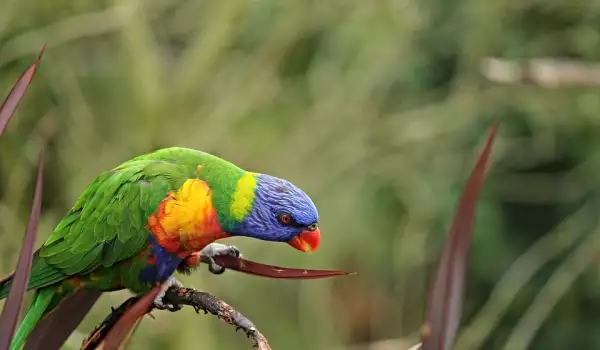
[277, 212, 293, 225]
[307, 223, 318, 232]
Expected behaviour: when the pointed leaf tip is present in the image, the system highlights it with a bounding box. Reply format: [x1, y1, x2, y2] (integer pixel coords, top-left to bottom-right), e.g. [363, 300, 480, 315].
[213, 256, 356, 279]
[421, 123, 499, 350]
[0, 151, 45, 349]
[37, 45, 47, 61]
[0, 45, 45, 137]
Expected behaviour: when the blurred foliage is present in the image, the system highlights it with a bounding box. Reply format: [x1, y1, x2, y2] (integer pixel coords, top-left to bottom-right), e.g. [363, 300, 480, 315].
[2, 0, 600, 349]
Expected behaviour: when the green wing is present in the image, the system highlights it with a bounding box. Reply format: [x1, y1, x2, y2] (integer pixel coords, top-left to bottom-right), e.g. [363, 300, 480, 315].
[36, 159, 195, 282]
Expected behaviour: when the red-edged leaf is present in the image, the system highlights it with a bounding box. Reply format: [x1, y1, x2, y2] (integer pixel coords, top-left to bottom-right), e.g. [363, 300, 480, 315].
[421, 122, 499, 350]
[98, 285, 162, 350]
[0, 46, 45, 137]
[0, 151, 45, 350]
[213, 255, 356, 279]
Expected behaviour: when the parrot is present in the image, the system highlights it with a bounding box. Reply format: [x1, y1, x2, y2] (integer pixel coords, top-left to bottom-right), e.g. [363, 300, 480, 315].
[0, 147, 321, 350]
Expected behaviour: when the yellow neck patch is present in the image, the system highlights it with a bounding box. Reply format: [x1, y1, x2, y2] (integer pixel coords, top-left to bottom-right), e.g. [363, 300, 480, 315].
[230, 172, 258, 222]
[147, 179, 226, 252]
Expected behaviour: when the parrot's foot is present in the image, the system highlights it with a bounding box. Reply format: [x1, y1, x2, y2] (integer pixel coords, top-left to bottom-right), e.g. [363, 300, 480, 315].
[199, 243, 241, 275]
[153, 277, 183, 312]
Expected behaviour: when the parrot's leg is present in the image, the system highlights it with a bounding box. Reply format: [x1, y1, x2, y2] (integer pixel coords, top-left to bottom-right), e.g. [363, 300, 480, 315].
[153, 277, 183, 311]
[199, 243, 241, 275]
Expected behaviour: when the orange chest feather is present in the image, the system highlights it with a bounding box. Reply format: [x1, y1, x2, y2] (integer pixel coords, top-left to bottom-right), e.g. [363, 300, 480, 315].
[146, 179, 228, 253]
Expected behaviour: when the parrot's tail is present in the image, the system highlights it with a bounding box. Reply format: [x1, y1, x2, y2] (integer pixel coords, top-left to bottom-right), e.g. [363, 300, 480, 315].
[0, 251, 66, 300]
[10, 287, 54, 350]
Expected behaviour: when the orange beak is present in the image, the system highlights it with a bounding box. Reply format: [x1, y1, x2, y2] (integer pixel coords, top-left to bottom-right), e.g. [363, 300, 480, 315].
[287, 228, 321, 253]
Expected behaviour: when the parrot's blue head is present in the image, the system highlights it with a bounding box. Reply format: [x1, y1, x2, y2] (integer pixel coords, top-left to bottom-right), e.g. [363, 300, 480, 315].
[230, 174, 320, 253]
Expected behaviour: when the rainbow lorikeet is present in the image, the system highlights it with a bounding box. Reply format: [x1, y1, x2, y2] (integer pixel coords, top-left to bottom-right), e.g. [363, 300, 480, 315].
[0, 147, 321, 349]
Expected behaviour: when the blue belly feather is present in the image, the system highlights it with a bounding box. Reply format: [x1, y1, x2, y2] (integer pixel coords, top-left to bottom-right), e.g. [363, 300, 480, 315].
[140, 236, 184, 284]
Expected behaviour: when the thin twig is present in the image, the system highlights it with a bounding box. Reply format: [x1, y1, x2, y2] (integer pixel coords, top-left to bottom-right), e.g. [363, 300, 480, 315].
[481, 57, 600, 87]
[81, 286, 271, 350]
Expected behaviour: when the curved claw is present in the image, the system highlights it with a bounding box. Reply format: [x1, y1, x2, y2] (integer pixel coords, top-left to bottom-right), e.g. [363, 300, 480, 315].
[208, 257, 226, 275]
[153, 277, 183, 311]
[200, 244, 242, 275]
[154, 303, 182, 312]
[165, 304, 183, 312]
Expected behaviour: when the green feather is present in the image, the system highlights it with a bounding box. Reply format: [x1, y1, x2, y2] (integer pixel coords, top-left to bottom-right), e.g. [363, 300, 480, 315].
[38, 155, 204, 280]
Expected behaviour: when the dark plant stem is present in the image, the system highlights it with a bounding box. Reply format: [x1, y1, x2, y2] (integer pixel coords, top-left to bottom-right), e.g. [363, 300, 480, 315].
[81, 286, 271, 350]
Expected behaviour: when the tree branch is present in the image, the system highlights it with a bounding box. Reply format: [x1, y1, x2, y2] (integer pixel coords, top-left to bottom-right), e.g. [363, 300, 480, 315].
[81, 286, 271, 350]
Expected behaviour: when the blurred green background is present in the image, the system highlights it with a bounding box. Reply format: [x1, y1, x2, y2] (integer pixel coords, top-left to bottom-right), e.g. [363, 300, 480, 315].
[2, 0, 600, 349]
